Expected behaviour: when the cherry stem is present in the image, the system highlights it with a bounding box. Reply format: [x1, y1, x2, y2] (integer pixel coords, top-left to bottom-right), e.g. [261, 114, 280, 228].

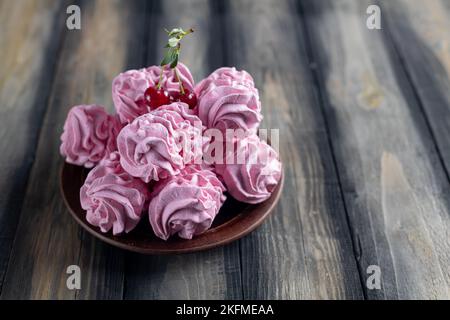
[174, 67, 185, 95]
[157, 65, 165, 90]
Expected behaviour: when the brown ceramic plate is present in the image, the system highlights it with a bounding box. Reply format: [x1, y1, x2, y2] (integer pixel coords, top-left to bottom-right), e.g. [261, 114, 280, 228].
[60, 163, 283, 254]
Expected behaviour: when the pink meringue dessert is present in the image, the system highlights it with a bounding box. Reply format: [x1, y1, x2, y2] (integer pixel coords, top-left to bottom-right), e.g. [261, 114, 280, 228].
[60, 27, 283, 244]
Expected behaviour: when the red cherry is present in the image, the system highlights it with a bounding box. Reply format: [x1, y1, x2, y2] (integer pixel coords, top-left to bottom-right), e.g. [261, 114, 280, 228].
[135, 98, 148, 111]
[144, 86, 170, 110]
[175, 88, 197, 109]
[169, 92, 177, 103]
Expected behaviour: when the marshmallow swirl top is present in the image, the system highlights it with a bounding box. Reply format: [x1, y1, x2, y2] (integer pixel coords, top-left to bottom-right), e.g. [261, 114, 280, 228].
[195, 67, 262, 132]
[117, 103, 203, 183]
[148, 165, 226, 240]
[80, 152, 149, 235]
[215, 135, 281, 204]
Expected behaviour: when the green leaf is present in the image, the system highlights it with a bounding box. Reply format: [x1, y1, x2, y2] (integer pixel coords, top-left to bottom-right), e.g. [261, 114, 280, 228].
[170, 54, 178, 68]
[160, 27, 193, 68]
[160, 50, 174, 66]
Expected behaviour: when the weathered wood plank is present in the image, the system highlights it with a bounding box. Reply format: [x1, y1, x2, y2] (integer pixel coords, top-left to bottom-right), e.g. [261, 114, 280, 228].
[0, 0, 148, 299]
[0, 0, 67, 292]
[223, 0, 364, 299]
[381, 1, 450, 289]
[381, 0, 450, 175]
[301, 0, 450, 299]
[123, 0, 243, 300]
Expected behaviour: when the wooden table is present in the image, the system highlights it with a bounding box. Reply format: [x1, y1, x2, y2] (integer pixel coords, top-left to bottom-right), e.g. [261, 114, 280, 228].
[0, 0, 449, 300]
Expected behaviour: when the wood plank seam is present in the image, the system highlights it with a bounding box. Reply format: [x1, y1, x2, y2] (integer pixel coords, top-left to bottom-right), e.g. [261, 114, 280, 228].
[299, 0, 450, 299]
[222, 0, 364, 299]
[0, 0, 70, 296]
[378, 0, 450, 191]
[377, 2, 450, 297]
[218, 0, 246, 299]
[297, 0, 370, 299]
[220, 0, 286, 299]
[212, 0, 246, 300]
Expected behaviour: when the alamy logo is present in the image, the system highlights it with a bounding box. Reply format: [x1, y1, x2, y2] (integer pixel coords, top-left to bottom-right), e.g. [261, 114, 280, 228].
[66, 5, 81, 30]
[366, 5, 381, 30]
[66, 265, 81, 290]
[366, 265, 381, 290]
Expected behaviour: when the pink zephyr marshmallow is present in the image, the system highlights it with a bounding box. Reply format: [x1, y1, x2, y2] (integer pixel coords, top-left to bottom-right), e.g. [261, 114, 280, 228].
[80, 152, 149, 235]
[148, 165, 226, 240]
[117, 102, 204, 183]
[60, 104, 121, 168]
[195, 67, 262, 132]
[215, 134, 282, 204]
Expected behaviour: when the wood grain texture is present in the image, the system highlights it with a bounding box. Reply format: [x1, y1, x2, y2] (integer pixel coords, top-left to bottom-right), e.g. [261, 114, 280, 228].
[223, 0, 364, 299]
[301, 0, 450, 299]
[380, 0, 450, 297]
[381, 0, 450, 175]
[1, 0, 449, 300]
[381, 1, 450, 289]
[0, 0, 67, 291]
[0, 0, 148, 299]
[123, 0, 243, 300]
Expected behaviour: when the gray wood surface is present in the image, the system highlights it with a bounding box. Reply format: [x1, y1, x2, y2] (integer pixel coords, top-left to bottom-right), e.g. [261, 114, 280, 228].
[0, 0, 67, 291]
[223, 0, 364, 299]
[302, 0, 450, 299]
[382, 0, 450, 176]
[380, 0, 450, 297]
[0, 0, 449, 299]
